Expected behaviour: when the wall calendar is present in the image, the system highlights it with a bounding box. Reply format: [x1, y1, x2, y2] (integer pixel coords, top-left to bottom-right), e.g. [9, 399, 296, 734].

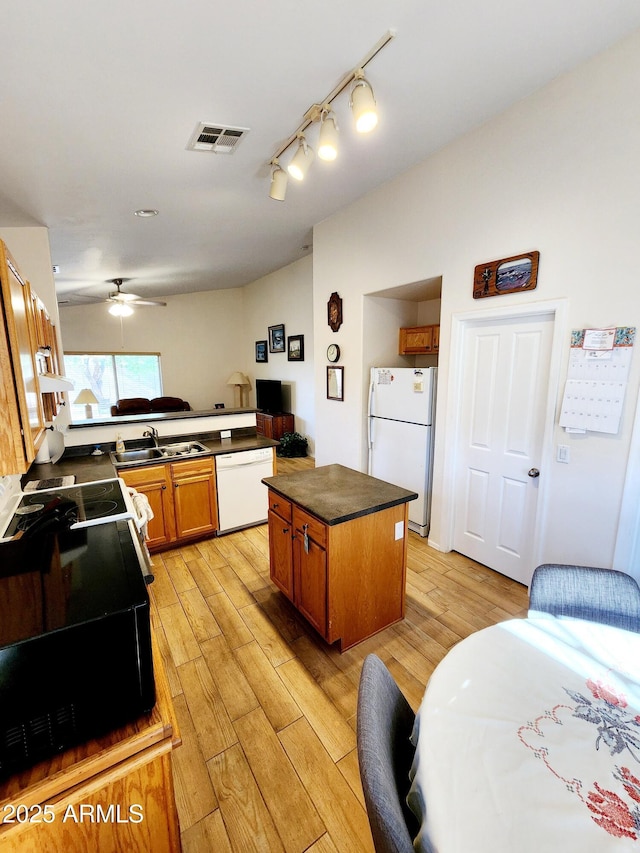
[559, 327, 635, 434]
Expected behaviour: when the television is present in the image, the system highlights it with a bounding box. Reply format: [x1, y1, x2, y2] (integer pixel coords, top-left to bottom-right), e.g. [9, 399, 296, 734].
[256, 379, 283, 414]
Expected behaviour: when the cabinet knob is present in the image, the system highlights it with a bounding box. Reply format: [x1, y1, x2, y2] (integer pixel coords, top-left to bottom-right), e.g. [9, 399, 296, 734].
[283, 527, 289, 534]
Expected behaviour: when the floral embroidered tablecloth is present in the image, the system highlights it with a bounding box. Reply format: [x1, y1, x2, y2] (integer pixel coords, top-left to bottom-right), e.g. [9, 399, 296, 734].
[408, 617, 640, 852]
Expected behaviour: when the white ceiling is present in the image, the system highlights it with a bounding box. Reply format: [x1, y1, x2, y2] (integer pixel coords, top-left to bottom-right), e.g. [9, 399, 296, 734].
[2, 0, 640, 306]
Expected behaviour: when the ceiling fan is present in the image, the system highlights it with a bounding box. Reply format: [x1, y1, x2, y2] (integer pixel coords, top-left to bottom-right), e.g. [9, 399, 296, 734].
[106, 279, 167, 315]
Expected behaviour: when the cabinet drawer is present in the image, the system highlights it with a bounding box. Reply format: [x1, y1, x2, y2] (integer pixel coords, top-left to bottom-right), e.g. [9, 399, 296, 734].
[293, 507, 327, 549]
[268, 490, 292, 523]
[170, 457, 214, 479]
[119, 464, 169, 487]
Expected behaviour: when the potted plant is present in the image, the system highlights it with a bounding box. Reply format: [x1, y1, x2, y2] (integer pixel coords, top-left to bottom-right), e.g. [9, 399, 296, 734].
[277, 431, 308, 457]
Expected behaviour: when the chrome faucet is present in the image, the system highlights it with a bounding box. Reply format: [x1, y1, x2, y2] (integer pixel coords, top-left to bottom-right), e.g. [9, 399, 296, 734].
[142, 426, 160, 447]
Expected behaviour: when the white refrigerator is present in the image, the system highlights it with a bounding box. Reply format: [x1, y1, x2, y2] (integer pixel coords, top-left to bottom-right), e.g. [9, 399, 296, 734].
[367, 367, 437, 537]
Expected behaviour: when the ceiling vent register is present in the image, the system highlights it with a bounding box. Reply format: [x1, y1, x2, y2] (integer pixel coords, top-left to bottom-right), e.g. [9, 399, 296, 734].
[187, 123, 249, 154]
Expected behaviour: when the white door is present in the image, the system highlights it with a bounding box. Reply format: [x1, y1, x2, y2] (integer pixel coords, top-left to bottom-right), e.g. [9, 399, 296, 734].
[453, 312, 554, 584]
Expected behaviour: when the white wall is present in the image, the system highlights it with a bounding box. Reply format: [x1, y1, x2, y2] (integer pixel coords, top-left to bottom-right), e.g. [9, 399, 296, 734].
[243, 255, 315, 454]
[312, 30, 640, 571]
[60, 287, 247, 411]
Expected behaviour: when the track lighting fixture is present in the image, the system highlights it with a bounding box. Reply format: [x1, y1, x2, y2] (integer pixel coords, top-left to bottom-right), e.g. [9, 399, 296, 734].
[318, 109, 339, 161]
[269, 161, 288, 201]
[288, 135, 314, 181]
[266, 29, 395, 200]
[350, 71, 378, 133]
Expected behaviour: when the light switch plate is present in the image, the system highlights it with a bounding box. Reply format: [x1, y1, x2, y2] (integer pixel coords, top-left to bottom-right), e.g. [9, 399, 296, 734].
[221, 430, 232, 439]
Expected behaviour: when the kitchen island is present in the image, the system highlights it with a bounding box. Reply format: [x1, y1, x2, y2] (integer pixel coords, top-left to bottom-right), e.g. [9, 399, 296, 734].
[263, 464, 417, 651]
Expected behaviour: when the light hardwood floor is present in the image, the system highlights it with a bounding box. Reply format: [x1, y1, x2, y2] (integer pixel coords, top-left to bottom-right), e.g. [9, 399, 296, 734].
[150, 456, 529, 852]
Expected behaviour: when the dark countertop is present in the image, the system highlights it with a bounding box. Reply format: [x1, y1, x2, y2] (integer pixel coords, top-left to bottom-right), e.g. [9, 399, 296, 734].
[68, 406, 256, 429]
[23, 433, 279, 487]
[262, 464, 417, 526]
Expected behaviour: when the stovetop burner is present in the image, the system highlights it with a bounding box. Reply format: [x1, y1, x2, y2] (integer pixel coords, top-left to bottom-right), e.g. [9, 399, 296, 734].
[2, 478, 134, 539]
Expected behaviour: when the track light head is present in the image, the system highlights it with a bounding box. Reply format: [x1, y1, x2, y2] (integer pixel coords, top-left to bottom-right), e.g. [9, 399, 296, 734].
[351, 71, 378, 133]
[287, 135, 314, 181]
[269, 161, 288, 201]
[318, 110, 339, 161]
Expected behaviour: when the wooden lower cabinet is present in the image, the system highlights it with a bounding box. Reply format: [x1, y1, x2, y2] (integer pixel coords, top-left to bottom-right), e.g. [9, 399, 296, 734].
[268, 489, 408, 651]
[0, 621, 182, 852]
[256, 412, 294, 441]
[120, 457, 217, 551]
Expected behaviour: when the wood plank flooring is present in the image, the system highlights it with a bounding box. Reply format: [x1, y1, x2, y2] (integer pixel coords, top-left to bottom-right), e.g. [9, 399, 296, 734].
[150, 456, 529, 852]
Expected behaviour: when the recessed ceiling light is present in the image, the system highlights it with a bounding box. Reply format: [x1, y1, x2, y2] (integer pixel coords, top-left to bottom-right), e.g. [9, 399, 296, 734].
[134, 209, 159, 218]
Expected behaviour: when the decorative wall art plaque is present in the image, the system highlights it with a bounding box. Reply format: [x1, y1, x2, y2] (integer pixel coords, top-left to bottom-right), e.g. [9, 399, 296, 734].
[473, 251, 540, 299]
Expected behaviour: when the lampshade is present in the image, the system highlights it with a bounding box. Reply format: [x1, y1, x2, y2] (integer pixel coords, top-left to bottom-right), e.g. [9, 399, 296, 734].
[109, 302, 134, 317]
[318, 112, 339, 161]
[269, 164, 288, 201]
[351, 74, 378, 133]
[227, 372, 249, 386]
[74, 388, 99, 419]
[287, 136, 314, 181]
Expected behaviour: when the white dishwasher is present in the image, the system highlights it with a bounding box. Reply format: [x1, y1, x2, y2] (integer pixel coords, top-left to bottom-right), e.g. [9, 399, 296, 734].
[215, 447, 274, 534]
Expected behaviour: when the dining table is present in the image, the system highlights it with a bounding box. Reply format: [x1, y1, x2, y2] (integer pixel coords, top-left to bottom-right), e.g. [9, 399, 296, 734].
[407, 616, 640, 852]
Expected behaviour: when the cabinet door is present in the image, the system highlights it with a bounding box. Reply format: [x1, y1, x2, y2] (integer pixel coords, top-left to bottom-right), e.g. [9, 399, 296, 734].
[268, 510, 293, 599]
[172, 458, 217, 540]
[293, 530, 327, 637]
[119, 464, 176, 550]
[0, 244, 45, 471]
[432, 324, 440, 352]
[399, 325, 433, 354]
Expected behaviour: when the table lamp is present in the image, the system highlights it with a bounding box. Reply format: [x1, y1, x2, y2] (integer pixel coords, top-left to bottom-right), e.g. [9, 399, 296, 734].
[226, 372, 250, 408]
[74, 388, 99, 418]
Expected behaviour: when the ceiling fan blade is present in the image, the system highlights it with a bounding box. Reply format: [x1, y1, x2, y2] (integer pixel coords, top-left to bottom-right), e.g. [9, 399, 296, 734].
[131, 299, 167, 307]
[109, 290, 139, 302]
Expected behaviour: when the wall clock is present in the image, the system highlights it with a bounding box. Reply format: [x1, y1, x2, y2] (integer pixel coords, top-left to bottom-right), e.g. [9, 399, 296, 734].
[327, 344, 340, 363]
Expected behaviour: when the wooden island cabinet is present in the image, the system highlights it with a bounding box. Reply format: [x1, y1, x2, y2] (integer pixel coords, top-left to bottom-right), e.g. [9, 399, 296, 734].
[264, 464, 417, 651]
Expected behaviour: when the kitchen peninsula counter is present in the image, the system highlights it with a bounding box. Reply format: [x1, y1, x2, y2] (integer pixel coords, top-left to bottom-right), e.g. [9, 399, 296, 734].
[23, 431, 278, 486]
[263, 464, 417, 650]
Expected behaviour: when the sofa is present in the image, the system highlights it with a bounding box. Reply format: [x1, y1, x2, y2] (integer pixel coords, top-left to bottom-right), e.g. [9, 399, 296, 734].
[110, 396, 191, 416]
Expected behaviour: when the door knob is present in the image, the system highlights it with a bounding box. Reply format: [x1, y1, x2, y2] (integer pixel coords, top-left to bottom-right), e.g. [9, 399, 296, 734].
[528, 468, 540, 478]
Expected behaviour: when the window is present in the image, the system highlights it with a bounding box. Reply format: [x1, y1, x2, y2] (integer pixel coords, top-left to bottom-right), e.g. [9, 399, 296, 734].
[64, 352, 162, 419]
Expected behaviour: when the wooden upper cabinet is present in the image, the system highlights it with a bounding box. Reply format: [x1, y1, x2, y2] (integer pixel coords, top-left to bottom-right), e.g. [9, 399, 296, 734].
[0, 241, 46, 474]
[399, 324, 440, 355]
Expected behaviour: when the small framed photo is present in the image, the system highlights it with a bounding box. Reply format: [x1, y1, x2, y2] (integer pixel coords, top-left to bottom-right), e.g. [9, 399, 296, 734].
[473, 251, 540, 299]
[287, 334, 304, 362]
[327, 366, 344, 401]
[268, 324, 285, 353]
[327, 292, 343, 332]
[255, 340, 268, 362]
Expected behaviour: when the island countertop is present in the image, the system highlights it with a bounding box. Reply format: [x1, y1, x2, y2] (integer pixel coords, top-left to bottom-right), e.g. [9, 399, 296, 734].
[262, 463, 417, 526]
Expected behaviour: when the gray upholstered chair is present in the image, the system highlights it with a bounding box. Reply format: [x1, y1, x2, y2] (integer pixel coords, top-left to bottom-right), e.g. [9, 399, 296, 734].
[528, 564, 640, 633]
[357, 654, 418, 853]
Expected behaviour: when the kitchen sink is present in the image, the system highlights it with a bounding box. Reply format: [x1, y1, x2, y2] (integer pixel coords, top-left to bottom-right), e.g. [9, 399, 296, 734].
[110, 440, 211, 467]
[113, 447, 163, 463]
[157, 441, 210, 457]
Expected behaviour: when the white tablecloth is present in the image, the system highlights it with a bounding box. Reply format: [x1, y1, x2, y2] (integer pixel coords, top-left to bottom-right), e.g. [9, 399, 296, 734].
[408, 618, 640, 852]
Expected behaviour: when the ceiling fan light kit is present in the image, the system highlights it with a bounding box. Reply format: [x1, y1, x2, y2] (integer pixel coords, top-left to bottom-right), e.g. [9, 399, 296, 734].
[105, 278, 166, 316]
[267, 29, 395, 201]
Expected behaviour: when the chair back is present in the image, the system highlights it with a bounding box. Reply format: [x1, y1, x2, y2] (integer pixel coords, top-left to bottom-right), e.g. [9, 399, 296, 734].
[529, 564, 640, 633]
[357, 654, 418, 853]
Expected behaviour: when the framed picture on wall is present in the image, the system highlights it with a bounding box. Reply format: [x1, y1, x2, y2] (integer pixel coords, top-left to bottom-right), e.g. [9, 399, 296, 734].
[255, 340, 268, 362]
[268, 324, 285, 353]
[327, 366, 344, 401]
[287, 335, 304, 361]
[473, 251, 540, 299]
